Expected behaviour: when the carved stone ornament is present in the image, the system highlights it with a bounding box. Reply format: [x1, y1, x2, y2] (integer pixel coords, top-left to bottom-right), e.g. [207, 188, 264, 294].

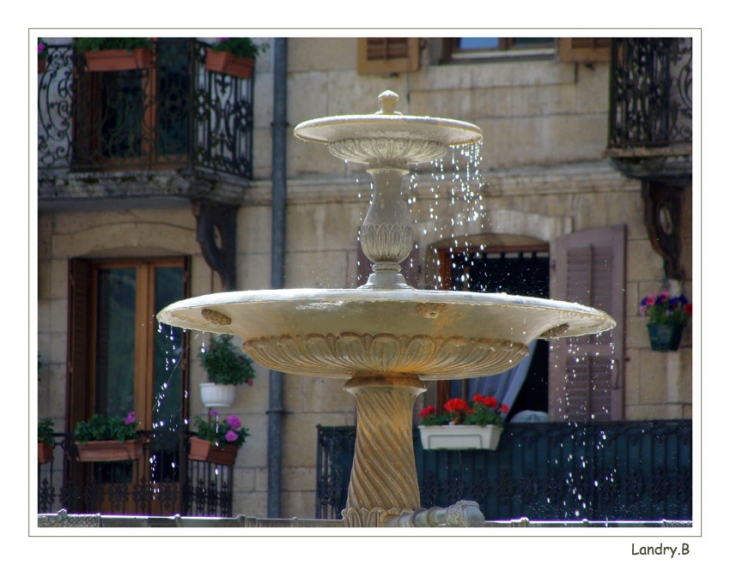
[201, 308, 232, 326]
[243, 332, 528, 379]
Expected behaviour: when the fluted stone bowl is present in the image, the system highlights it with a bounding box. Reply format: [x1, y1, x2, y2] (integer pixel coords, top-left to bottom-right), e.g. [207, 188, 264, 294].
[157, 288, 615, 380]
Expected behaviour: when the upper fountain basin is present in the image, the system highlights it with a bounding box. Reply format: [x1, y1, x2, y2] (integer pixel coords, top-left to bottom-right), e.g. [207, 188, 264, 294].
[157, 288, 615, 380]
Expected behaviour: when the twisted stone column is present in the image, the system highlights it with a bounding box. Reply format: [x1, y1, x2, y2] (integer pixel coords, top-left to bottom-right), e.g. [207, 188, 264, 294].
[341, 375, 425, 526]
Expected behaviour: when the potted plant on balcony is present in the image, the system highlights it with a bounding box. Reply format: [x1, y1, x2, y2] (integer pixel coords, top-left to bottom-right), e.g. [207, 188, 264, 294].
[38, 418, 55, 464]
[204, 37, 267, 80]
[73, 38, 154, 72]
[199, 334, 255, 408]
[38, 39, 49, 73]
[73, 412, 143, 462]
[189, 410, 249, 466]
[640, 291, 692, 351]
[418, 395, 509, 450]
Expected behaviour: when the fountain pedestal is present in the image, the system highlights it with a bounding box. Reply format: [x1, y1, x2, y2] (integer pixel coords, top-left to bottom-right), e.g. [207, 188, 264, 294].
[341, 376, 425, 526]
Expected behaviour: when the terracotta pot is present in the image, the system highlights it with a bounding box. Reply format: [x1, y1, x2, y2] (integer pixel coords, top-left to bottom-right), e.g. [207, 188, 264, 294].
[76, 439, 144, 462]
[647, 323, 684, 351]
[38, 58, 47, 73]
[188, 436, 239, 466]
[38, 443, 54, 464]
[84, 47, 153, 72]
[205, 48, 255, 80]
[418, 424, 503, 450]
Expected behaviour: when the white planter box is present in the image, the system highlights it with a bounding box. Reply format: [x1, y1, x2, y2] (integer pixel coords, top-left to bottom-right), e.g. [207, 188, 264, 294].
[199, 383, 236, 408]
[418, 424, 502, 450]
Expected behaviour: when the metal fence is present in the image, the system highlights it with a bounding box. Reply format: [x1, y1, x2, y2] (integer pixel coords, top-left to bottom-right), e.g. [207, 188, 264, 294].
[37, 430, 234, 517]
[316, 420, 692, 521]
[608, 38, 692, 149]
[38, 39, 254, 180]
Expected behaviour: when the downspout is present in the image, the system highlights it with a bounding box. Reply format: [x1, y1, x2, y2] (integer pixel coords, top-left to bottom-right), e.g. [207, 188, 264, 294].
[268, 37, 287, 518]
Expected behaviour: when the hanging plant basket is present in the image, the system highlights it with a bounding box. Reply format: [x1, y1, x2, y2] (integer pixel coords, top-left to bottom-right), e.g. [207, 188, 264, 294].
[418, 424, 503, 450]
[200, 383, 237, 408]
[38, 443, 54, 464]
[76, 439, 144, 462]
[188, 436, 239, 466]
[84, 47, 153, 72]
[205, 48, 255, 80]
[647, 323, 684, 351]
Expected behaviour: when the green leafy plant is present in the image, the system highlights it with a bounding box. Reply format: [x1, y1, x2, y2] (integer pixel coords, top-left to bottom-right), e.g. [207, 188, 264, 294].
[194, 410, 249, 447]
[210, 37, 268, 59]
[74, 412, 140, 444]
[38, 418, 55, 445]
[199, 334, 255, 385]
[72, 37, 154, 53]
[419, 394, 509, 428]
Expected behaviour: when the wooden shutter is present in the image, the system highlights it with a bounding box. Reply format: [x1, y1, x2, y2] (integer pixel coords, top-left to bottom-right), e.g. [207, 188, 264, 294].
[357, 38, 420, 76]
[558, 38, 611, 63]
[66, 258, 92, 432]
[550, 226, 625, 421]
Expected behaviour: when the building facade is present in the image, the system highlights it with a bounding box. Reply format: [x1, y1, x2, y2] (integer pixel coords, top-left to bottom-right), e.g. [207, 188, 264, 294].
[37, 36, 693, 519]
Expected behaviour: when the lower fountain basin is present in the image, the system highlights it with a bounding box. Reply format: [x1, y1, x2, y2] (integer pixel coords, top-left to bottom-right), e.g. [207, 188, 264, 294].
[157, 288, 615, 380]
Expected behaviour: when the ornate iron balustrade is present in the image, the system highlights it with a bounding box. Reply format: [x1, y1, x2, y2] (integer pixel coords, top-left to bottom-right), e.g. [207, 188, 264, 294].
[38, 39, 253, 181]
[37, 430, 234, 517]
[316, 420, 692, 521]
[608, 38, 692, 150]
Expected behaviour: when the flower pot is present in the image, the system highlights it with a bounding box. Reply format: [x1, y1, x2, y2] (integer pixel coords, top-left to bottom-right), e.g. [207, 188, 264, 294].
[205, 48, 255, 79]
[418, 424, 503, 450]
[38, 443, 54, 464]
[76, 439, 143, 462]
[647, 323, 684, 351]
[84, 47, 153, 72]
[188, 436, 239, 466]
[38, 58, 47, 73]
[200, 383, 237, 407]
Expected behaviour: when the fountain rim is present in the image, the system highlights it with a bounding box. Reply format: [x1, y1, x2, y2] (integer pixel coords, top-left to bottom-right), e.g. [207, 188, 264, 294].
[292, 114, 484, 147]
[157, 287, 616, 338]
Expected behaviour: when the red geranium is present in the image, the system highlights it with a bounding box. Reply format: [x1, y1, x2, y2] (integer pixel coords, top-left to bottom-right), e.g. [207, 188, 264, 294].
[419, 406, 436, 418]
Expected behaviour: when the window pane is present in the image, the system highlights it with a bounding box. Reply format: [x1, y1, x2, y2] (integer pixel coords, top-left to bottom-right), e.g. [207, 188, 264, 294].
[152, 266, 185, 482]
[512, 37, 552, 46]
[95, 268, 137, 417]
[459, 38, 499, 50]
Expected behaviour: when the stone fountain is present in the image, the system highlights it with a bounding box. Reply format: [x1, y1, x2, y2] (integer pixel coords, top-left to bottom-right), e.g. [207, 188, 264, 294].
[157, 91, 615, 527]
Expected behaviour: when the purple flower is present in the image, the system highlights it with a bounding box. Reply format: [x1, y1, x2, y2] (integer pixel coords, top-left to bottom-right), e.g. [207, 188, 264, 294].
[38, 43, 46, 55]
[226, 415, 242, 429]
[210, 408, 219, 417]
[124, 411, 136, 425]
[219, 37, 230, 42]
[225, 430, 238, 442]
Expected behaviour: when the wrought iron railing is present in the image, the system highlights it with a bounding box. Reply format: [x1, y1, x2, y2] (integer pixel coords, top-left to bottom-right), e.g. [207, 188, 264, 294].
[608, 38, 692, 150]
[38, 39, 253, 180]
[316, 420, 692, 521]
[37, 430, 234, 517]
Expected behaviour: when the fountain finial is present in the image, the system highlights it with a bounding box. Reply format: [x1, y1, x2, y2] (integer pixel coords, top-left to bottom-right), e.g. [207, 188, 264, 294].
[376, 90, 401, 115]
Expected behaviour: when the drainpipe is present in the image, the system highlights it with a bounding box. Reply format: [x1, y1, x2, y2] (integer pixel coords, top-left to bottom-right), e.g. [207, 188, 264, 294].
[268, 37, 287, 518]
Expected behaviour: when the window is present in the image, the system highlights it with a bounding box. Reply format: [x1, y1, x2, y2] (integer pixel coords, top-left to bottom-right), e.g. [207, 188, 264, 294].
[435, 246, 551, 419]
[73, 39, 190, 170]
[442, 37, 555, 62]
[66, 257, 189, 512]
[357, 38, 420, 75]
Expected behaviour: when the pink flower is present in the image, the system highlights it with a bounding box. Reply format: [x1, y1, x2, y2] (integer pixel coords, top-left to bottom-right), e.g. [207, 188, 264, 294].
[226, 415, 242, 429]
[219, 37, 230, 41]
[645, 295, 656, 306]
[124, 411, 136, 425]
[38, 43, 46, 55]
[210, 408, 219, 417]
[225, 430, 238, 442]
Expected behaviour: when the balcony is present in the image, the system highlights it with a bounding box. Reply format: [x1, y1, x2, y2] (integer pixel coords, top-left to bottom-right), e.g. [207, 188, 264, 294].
[38, 39, 254, 210]
[37, 430, 235, 517]
[605, 38, 692, 184]
[316, 420, 692, 521]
